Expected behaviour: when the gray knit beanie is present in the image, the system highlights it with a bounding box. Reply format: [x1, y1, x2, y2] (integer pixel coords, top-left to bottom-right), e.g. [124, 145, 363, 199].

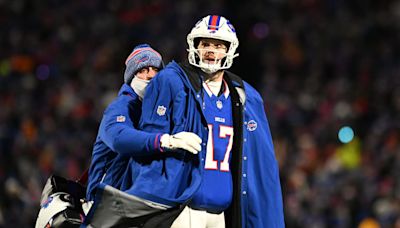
[124, 44, 164, 84]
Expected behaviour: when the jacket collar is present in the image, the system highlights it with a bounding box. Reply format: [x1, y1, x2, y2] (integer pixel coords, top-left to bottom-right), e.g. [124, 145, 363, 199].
[179, 62, 203, 93]
[118, 83, 138, 98]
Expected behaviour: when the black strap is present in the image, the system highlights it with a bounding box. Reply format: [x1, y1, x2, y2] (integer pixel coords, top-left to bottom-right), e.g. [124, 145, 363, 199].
[224, 73, 244, 228]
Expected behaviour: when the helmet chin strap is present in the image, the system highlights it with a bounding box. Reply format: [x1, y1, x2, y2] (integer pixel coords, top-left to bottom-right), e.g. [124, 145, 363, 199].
[196, 49, 225, 74]
[199, 60, 221, 74]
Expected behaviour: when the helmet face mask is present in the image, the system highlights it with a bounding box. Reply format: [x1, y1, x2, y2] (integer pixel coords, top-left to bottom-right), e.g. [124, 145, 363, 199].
[187, 15, 239, 74]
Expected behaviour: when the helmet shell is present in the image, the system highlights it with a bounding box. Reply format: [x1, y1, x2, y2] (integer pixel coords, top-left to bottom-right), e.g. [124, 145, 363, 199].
[187, 15, 239, 73]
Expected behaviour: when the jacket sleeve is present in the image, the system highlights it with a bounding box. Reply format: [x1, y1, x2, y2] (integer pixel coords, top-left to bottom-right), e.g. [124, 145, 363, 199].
[99, 100, 162, 157]
[139, 70, 181, 133]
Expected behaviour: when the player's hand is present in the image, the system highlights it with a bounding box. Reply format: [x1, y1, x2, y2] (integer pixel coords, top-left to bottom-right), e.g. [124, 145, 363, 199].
[160, 132, 202, 154]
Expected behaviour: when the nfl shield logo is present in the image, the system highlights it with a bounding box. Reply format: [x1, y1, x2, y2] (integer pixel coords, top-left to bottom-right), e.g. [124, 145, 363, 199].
[216, 100, 223, 109]
[247, 120, 257, 131]
[157, 105, 166, 116]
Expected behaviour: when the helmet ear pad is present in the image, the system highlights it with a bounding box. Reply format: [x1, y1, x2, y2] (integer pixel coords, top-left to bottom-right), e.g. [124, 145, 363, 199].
[193, 38, 201, 63]
[194, 38, 201, 49]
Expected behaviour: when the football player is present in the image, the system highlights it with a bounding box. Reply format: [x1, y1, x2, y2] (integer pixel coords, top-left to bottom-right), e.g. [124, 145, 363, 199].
[138, 15, 285, 227]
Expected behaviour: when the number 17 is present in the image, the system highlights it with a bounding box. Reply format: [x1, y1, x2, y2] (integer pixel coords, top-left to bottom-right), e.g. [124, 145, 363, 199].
[205, 124, 234, 172]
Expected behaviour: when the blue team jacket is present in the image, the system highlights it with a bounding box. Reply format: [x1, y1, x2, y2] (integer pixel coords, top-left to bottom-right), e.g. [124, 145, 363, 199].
[138, 61, 285, 227]
[86, 84, 163, 201]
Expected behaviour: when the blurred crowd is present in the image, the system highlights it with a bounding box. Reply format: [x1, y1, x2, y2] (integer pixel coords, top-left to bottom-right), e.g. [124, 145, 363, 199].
[0, 0, 399, 227]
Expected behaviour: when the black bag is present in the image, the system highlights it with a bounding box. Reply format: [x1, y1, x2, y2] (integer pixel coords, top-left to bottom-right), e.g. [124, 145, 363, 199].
[84, 184, 185, 228]
[35, 175, 87, 228]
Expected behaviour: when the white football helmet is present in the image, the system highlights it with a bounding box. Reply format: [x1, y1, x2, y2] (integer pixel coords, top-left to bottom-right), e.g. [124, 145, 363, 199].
[187, 15, 239, 74]
[35, 192, 78, 228]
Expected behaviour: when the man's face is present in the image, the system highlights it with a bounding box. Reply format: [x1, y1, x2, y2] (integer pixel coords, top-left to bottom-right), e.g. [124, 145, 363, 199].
[197, 38, 228, 65]
[135, 66, 159, 80]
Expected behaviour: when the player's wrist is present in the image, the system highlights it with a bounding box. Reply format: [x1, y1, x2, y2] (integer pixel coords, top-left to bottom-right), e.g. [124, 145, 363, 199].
[160, 134, 172, 150]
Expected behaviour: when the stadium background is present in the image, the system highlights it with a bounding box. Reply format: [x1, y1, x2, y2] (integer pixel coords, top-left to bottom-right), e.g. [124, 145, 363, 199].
[1, 0, 399, 227]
